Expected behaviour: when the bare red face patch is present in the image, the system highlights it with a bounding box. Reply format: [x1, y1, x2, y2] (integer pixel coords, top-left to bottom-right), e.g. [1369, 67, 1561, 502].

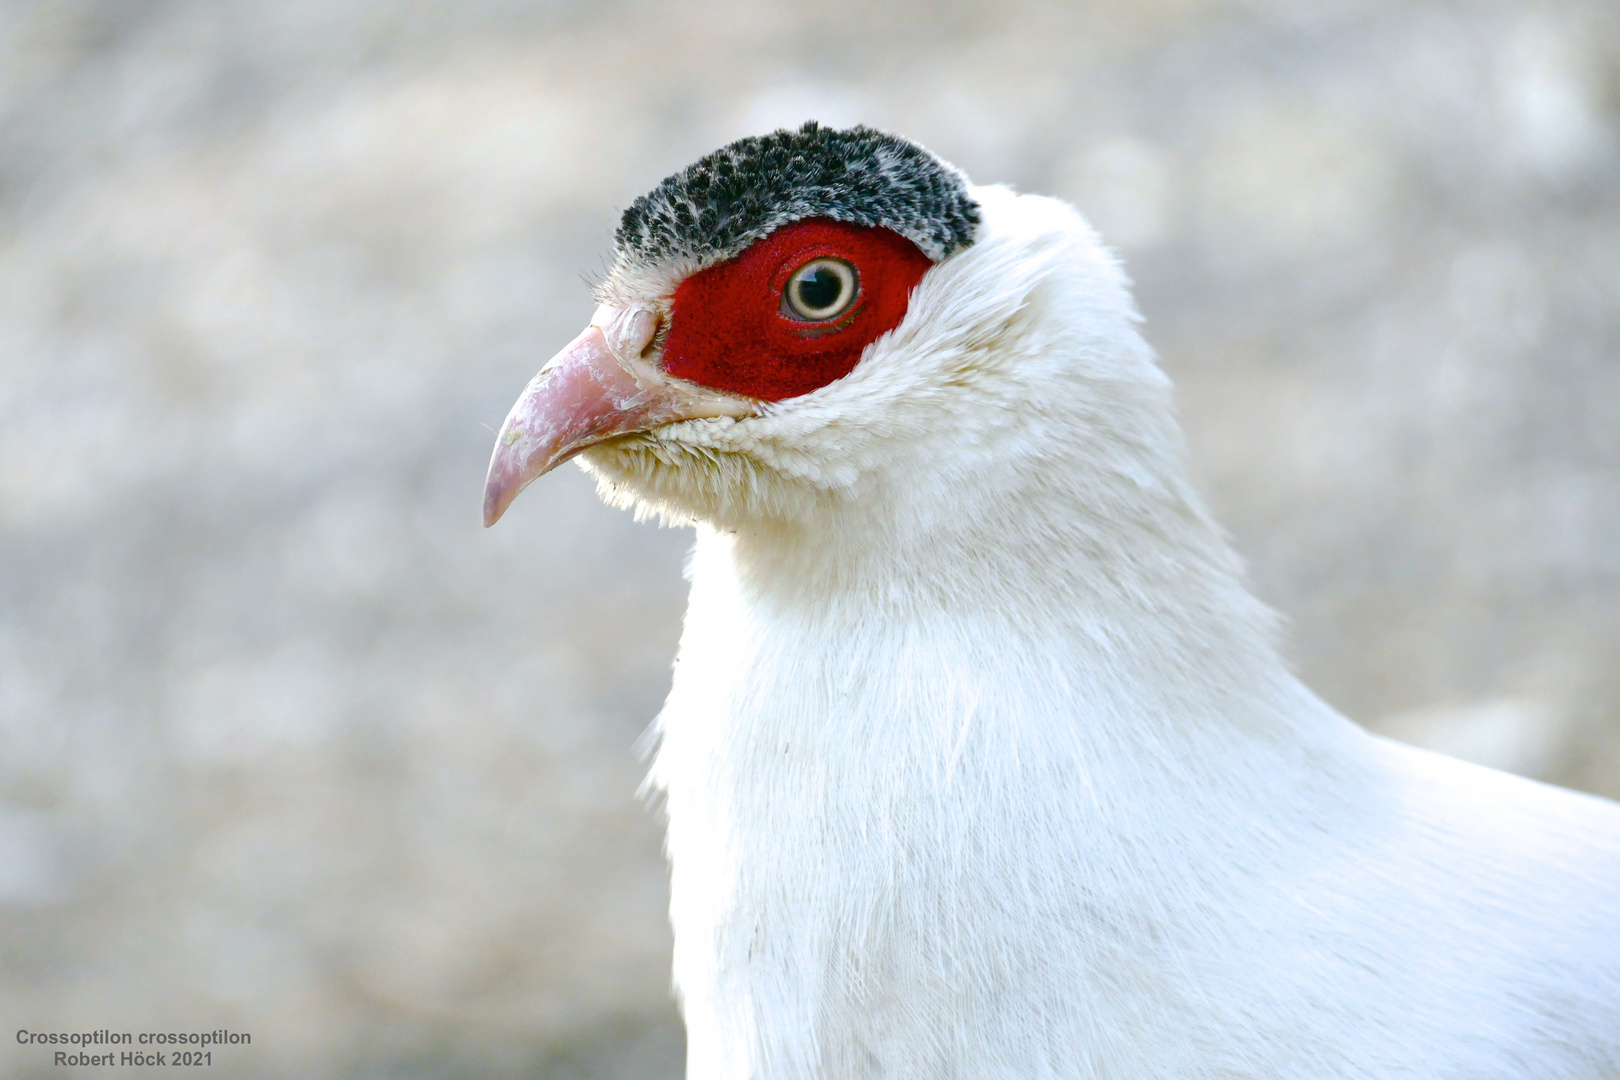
[659, 219, 933, 402]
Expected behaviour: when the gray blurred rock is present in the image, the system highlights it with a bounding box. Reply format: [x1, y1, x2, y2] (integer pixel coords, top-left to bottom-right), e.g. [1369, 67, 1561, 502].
[1, 0, 1617, 1076]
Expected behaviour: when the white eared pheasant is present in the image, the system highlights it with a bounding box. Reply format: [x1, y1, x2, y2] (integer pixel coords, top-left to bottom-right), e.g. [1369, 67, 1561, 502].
[483, 123, 1620, 1078]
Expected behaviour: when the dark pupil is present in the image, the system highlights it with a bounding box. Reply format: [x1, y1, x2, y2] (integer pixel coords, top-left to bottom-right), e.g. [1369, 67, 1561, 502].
[796, 267, 844, 314]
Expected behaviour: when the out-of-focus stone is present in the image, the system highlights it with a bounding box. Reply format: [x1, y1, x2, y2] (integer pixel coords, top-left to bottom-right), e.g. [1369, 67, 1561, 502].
[1, 1, 1617, 1077]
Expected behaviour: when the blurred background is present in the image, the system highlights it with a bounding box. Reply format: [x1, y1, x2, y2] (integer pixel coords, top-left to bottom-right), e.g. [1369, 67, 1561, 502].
[1, 0, 1617, 1076]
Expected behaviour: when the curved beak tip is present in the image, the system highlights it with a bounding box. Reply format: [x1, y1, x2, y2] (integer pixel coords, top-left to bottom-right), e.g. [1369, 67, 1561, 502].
[481, 490, 504, 529]
[481, 430, 535, 528]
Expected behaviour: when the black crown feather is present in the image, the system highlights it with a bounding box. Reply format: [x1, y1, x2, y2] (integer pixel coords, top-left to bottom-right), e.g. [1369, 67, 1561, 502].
[614, 122, 979, 271]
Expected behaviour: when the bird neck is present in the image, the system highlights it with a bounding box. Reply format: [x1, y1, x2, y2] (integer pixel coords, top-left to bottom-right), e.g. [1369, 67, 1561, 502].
[685, 459, 1343, 761]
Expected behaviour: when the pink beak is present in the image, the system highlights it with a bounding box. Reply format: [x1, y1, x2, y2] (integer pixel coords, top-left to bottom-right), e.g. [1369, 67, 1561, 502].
[482, 305, 758, 526]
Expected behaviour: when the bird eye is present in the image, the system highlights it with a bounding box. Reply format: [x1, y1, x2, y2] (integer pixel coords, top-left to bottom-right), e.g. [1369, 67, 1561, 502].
[783, 258, 858, 322]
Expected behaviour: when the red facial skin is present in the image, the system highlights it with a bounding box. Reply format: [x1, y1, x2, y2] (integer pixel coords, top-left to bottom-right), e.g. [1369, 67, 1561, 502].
[660, 219, 934, 402]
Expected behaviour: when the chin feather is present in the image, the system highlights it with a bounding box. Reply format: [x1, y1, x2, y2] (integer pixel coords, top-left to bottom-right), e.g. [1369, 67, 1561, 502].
[578, 427, 836, 529]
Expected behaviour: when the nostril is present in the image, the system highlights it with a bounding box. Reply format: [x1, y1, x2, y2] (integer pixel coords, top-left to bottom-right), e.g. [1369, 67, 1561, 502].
[593, 304, 661, 365]
[628, 308, 660, 358]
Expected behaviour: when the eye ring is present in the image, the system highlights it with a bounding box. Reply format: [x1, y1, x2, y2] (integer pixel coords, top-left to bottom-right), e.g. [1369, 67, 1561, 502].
[783, 258, 859, 322]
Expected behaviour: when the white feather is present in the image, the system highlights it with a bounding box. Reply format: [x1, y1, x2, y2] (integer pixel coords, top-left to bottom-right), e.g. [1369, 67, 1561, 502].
[580, 185, 1620, 1078]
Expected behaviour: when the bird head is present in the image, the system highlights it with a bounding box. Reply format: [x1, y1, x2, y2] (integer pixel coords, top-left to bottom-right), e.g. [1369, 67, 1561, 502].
[484, 122, 1195, 565]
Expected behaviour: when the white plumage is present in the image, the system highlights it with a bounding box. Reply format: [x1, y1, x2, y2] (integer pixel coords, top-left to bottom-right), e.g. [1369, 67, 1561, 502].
[488, 150, 1620, 1077]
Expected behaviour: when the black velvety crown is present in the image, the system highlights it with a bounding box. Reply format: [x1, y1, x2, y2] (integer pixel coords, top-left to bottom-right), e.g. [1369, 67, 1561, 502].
[614, 122, 980, 270]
